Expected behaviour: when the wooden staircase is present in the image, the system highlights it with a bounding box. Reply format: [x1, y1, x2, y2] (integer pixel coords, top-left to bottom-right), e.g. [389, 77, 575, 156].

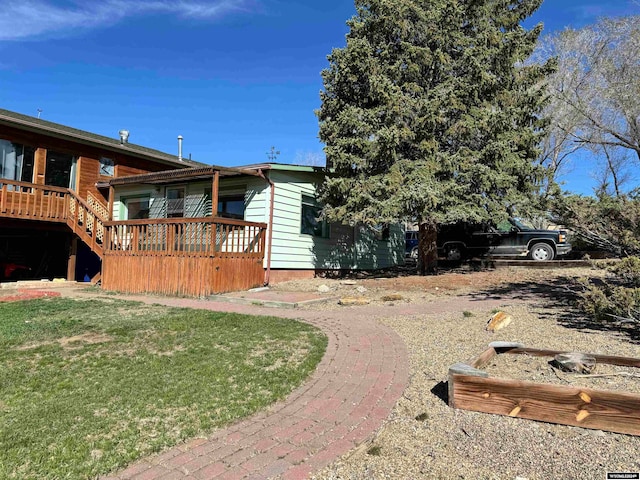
[0, 179, 108, 259]
[66, 191, 107, 259]
[0, 180, 108, 284]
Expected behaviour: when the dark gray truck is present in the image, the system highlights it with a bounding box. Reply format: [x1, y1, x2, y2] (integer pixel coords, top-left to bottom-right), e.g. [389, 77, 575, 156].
[436, 218, 572, 261]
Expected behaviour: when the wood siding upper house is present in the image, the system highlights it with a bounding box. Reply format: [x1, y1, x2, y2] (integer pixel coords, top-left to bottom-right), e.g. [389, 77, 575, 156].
[0, 108, 201, 282]
[109, 163, 405, 283]
[0, 108, 201, 204]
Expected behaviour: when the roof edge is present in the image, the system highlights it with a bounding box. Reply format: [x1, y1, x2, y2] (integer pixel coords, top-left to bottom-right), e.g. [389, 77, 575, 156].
[238, 162, 328, 173]
[0, 108, 205, 169]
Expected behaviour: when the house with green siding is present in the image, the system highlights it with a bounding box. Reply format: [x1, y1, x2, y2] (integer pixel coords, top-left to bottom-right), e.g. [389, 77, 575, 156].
[106, 163, 405, 284]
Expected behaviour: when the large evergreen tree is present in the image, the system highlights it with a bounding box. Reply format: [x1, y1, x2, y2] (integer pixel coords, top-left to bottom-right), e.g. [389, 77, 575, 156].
[317, 0, 553, 271]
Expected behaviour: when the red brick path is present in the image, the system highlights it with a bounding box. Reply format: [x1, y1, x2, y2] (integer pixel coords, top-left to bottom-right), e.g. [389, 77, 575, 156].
[60, 293, 409, 480]
[58, 290, 507, 480]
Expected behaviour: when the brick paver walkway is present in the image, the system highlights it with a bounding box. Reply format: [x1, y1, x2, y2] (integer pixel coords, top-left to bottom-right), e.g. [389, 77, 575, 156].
[56, 289, 511, 480]
[58, 291, 412, 480]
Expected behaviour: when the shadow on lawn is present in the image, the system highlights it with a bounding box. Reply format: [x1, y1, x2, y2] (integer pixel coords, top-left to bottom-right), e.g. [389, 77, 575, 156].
[468, 273, 640, 345]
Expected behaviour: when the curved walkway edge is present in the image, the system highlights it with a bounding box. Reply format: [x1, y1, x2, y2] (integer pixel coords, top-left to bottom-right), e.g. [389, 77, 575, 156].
[66, 291, 411, 480]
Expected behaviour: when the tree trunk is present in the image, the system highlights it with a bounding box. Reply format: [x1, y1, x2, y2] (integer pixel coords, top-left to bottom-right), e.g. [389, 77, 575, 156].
[418, 220, 438, 275]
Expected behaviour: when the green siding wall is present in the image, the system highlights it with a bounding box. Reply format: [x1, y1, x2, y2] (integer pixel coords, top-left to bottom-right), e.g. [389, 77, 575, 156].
[112, 170, 404, 271]
[263, 170, 404, 270]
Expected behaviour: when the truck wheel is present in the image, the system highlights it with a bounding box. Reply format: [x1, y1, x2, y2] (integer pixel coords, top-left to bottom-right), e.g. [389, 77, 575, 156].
[410, 247, 419, 259]
[529, 243, 555, 261]
[446, 245, 464, 261]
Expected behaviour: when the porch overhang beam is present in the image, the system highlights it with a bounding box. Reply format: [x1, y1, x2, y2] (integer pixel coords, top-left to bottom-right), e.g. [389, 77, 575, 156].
[105, 166, 261, 188]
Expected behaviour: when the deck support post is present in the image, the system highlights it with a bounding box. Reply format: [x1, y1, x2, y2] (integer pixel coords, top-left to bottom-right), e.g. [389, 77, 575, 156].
[212, 170, 219, 216]
[108, 185, 114, 221]
[67, 236, 78, 281]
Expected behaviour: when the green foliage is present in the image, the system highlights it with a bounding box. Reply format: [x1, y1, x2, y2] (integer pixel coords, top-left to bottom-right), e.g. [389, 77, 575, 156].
[609, 257, 640, 287]
[367, 445, 382, 456]
[317, 0, 553, 227]
[0, 298, 326, 479]
[577, 280, 614, 320]
[578, 258, 640, 322]
[554, 192, 640, 256]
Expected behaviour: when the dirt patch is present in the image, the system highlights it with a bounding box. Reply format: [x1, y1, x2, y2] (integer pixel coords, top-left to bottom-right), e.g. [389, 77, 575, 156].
[273, 267, 520, 293]
[58, 333, 113, 349]
[17, 332, 113, 351]
[274, 266, 602, 310]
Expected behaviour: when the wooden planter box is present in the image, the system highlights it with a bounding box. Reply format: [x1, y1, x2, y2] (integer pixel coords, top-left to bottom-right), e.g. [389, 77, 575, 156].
[448, 342, 640, 436]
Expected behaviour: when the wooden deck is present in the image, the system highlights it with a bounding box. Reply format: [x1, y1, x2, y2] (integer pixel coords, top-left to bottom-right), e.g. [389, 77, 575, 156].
[0, 180, 268, 295]
[102, 217, 267, 296]
[0, 180, 68, 222]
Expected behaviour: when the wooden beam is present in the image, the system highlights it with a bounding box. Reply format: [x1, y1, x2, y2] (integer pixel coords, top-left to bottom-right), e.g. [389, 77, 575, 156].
[468, 347, 497, 370]
[212, 170, 219, 217]
[502, 347, 640, 368]
[450, 373, 640, 436]
[108, 185, 114, 221]
[67, 236, 78, 281]
[34, 148, 46, 185]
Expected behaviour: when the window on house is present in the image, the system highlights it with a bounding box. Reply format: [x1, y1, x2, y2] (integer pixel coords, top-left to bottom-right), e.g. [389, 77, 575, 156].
[204, 187, 246, 219]
[166, 187, 185, 218]
[123, 196, 150, 219]
[20, 147, 34, 183]
[45, 150, 76, 188]
[218, 194, 246, 220]
[301, 194, 329, 238]
[372, 224, 390, 241]
[100, 157, 114, 176]
[0, 139, 35, 183]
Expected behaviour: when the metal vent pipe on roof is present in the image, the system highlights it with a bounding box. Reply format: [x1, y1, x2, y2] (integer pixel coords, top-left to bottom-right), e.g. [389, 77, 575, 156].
[119, 129, 130, 144]
[178, 135, 183, 161]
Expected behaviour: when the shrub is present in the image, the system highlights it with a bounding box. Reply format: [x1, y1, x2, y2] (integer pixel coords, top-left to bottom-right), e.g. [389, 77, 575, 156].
[578, 256, 640, 322]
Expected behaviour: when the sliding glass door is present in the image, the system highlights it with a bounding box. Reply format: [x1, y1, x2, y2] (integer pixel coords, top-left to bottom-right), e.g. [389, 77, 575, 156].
[0, 139, 35, 183]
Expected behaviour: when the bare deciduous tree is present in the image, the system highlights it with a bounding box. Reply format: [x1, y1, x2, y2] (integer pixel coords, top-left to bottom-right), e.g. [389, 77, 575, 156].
[591, 143, 633, 197]
[539, 15, 640, 194]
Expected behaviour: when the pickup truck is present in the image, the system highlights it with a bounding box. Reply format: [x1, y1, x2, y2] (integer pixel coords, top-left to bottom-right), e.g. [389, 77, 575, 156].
[436, 218, 571, 261]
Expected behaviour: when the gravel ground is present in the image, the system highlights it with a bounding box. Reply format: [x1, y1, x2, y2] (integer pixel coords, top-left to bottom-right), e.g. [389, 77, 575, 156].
[309, 267, 640, 480]
[274, 265, 604, 309]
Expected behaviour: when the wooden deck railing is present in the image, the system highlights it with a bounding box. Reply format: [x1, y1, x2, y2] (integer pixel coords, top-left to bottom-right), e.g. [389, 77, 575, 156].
[103, 217, 267, 257]
[67, 191, 106, 257]
[0, 181, 270, 294]
[0, 180, 107, 258]
[102, 217, 268, 296]
[0, 180, 68, 222]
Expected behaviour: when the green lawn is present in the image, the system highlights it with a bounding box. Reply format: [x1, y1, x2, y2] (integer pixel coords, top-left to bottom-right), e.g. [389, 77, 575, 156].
[0, 298, 327, 479]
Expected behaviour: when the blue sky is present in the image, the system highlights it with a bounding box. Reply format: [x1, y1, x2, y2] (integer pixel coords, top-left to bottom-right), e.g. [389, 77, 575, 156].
[0, 0, 638, 194]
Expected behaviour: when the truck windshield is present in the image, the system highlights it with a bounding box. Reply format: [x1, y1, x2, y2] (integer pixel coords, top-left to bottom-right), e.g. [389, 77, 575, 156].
[510, 218, 534, 230]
